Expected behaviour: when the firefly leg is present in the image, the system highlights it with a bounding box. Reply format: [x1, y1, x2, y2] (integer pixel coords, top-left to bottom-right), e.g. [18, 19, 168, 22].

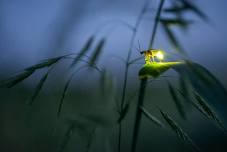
[145, 56, 150, 64]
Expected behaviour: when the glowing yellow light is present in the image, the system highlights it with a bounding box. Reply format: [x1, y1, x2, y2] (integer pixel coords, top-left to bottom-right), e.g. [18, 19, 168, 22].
[156, 51, 164, 60]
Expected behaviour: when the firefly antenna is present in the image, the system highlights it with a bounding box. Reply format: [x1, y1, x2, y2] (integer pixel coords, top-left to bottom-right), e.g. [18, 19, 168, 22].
[136, 40, 143, 54]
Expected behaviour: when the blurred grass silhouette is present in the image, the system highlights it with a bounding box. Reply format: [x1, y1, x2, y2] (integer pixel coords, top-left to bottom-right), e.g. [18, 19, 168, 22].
[0, 0, 227, 152]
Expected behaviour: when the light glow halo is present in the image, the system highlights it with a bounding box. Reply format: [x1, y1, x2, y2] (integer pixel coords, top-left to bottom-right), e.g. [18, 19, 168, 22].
[156, 51, 164, 60]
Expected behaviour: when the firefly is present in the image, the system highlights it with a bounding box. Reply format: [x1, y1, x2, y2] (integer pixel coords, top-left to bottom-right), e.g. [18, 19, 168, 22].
[140, 49, 165, 64]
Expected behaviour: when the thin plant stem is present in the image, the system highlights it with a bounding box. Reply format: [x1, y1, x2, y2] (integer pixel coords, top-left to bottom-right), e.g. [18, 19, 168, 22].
[131, 78, 147, 152]
[118, 2, 148, 152]
[131, 0, 165, 152]
[120, 1, 148, 111]
[148, 0, 165, 49]
[128, 0, 165, 64]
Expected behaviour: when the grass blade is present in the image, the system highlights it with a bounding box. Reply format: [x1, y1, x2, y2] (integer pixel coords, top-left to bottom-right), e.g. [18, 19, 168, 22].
[194, 92, 227, 132]
[89, 38, 106, 66]
[167, 82, 186, 119]
[178, 89, 227, 133]
[57, 66, 87, 118]
[174, 62, 227, 117]
[25, 56, 63, 71]
[178, 89, 208, 116]
[0, 55, 66, 88]
[160, 109, 201, 152]
[71, 36, 94, 67]
[161, 23, 184, 53]
[0, 55, 65, 88]
[182, 0, 209, 22]
[131, 79, 148, 152]
[179, 75, 189, 103]
[140, 106, 164, 127]
[57, 77, 71, 118]
[0, 69, 35, 88]
[164, 0, 209, 22]
[27, 71, 49, 106]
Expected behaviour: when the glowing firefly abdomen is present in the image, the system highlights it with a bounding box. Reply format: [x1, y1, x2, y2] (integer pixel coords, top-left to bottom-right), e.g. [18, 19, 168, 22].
[141, 49, 164, 64]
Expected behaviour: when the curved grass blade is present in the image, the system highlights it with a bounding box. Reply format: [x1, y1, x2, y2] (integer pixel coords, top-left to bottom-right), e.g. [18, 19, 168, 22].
[0, 55, 65, 88]
[178, 89, 227, 134]
[173, 61, 227, 117]
[182, 0, 209, 22]
[160, 109, 201, 152]
[194, 92, 227, 132]
[57, 66, 87, 118]
[179, 75, 190, 103]
[161, 23, 184, 53]
[27, 71, 49, 106]
[71, 36, 94, 67]
[167, 82, 186, 119]
[188, 62, 227, 96]
[57, 77, 72, 118]
[0, 69, 35, 88]
[25, 56, 64, 71]
[89, 38, 106, 66]
[140, 106, 164, 127]
[164, 0, 209, 22]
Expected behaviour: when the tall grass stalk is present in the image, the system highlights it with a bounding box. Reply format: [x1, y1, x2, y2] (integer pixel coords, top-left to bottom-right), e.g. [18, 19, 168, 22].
[131, 0, 165, 151]
[131, 78, 147, 152]
[148, 0, 165, 49]
[118, 1, 148, 152]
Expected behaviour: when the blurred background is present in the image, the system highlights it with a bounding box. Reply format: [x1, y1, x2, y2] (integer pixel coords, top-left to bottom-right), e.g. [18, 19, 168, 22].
[0, 0, 227, 152]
